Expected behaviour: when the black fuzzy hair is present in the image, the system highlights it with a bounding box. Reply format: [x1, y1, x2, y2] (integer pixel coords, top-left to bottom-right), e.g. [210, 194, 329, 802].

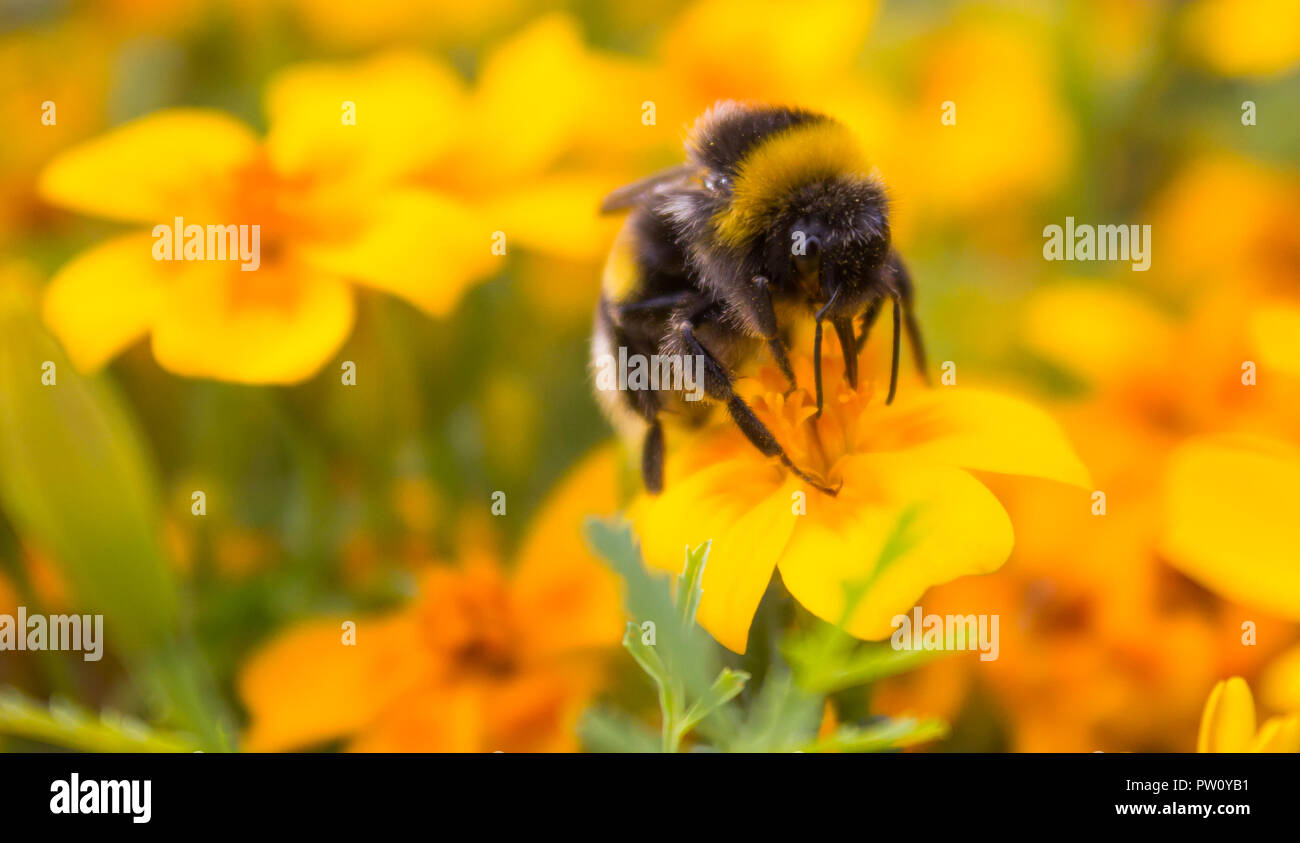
[687, 101, 830, 176]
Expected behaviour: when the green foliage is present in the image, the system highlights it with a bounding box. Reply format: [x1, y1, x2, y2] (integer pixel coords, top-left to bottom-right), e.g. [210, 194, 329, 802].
[0, 283, 231, 750]
[0, 687, 197, 753]
[581, 517, 949, 753]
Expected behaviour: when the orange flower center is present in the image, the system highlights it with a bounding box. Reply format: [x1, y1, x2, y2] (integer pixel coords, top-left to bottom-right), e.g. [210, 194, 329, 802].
[731, 333, 887, 487]
[416, 561, 522, 678]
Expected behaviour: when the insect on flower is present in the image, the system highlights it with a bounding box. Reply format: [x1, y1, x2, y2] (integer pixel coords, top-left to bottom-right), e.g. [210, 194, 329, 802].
[592, 102, 927, 495]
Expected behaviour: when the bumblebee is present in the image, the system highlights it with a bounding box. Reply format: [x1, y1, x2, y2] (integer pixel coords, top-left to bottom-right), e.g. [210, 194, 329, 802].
[592, 102, 927, 495]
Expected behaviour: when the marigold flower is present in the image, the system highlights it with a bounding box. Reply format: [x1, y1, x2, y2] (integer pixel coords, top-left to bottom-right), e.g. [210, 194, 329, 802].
[1198, 676, 1300, 752]
[38, 52, 492, 384]
[37, 17, 653, 383]
[1180, 0, 1300, 77]
[630, 336, 1089, 653]
[238, 450, 624, 751]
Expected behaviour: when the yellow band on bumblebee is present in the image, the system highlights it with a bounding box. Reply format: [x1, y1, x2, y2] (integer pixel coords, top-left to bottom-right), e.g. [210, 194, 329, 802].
[711, 120, 868, 247]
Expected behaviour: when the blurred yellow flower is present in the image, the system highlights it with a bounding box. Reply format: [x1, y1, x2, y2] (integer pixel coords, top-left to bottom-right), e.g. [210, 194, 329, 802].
[239, 448, 625, 751]
[1162, 435, 1300, 620]
[871, 277, 1300, 752]
[659, 0, 878, 109]
[900, 14, 1075, 220]
[1198, 676, 1300, 752]
[631, 338, 1088, 653]
[1147, 154, 1300, 298]
[1260, 644, 1300, 713]
[1181, 0, 1300, 77]
[38, 17, 648, 384]
[40, 53, 491, 383]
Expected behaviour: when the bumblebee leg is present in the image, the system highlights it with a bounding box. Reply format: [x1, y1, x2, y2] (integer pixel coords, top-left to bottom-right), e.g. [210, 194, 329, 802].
[642, 419, 664, 494]
[854, 296, 885, 353]
[886, 295, 902, 405]
[604, 306, 669, 494]
[813, 317, 825, 417]
[885, 252, 929, 383]
[832, 316, 857, 389]
[752, 276, 796, 392]
[680, 319, 840, 496]
[811, 288, 842, 419]
[904, 303, 929, 385]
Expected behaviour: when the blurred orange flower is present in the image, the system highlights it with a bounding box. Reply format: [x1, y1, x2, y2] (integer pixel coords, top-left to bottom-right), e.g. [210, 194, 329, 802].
[238, 448, 625, 751]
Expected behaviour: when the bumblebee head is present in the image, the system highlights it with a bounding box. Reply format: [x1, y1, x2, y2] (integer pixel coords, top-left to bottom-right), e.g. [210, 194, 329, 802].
[768, 177, 890, 317]
[689, 102, 890, 318]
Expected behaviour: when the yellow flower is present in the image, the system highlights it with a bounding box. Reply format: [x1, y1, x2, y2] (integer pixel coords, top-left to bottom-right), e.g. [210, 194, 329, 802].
[1181, 0, 1300, 77]
[630, 336, 1089, 653]
[1198, 677, 1300, 752]
[902, 16, 1075, 217]
[1260, 644, 1300, 713]
[39, 52, 492, 384]
[1162, 435, 1300, 619]
[238, 448, 625, 752]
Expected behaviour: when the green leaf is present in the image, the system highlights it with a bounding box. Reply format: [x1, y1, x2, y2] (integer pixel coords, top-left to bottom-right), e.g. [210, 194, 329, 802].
[584, 518, 718, 699]
[679, 667, 749, 736]
[0, 687, 197, 753]
[802, 716, 949, 753]
[578, 707, 661, 754]
[728, 667, 823, 753]
[622, 621, 670, 690]
[676, 540, 710, 628]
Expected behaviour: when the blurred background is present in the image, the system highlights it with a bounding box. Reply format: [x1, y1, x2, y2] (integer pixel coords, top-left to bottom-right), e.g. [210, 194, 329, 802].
[1, 0, 1298, 752]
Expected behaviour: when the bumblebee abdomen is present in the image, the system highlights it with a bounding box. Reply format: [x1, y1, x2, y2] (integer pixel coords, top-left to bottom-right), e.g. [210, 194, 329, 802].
[601, 215, 644, 304]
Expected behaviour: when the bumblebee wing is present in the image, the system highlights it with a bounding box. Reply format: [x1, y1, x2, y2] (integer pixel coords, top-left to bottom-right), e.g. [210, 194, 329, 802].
[600, 164, 699, 214]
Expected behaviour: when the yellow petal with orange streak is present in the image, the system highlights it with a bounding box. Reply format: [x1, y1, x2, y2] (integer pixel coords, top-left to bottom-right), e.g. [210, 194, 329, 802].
[38, 109, 258, 224]
[777, 454, 1013, 641]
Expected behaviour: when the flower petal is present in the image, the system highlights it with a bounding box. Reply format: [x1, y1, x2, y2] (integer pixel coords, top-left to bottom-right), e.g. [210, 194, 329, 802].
[1197, 677, 1257, 752]
[238, 613, 430, 751]
[300, 189, 496, 317]
[150, 259, 354, 384]
[513, 446, 625, 657]
[777, 454, 1013, 640]
[1162, 435, 1300, 619]
[1250, 301, 1300, 377]
[265, 51, 465, 187]
[455, 14, 591, 183]
[1259, 643, 1300, 713]
[1023, 284, 1175, 386]
[42, 232, 168, 371]
[857, 387, 1091, 488]
[630, 452, 800, 653]
[1252, 715, 1300, 753]
[478, 173, 626, 262]
[39, 109, 258, 224]
[348, 684, 484, 753]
